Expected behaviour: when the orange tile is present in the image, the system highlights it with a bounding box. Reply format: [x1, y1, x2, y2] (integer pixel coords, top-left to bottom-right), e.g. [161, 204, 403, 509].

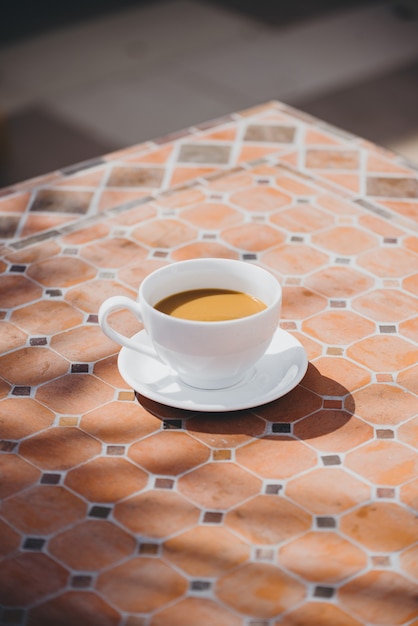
[132, 218, 197, 248]
[0, 519, 20, 558]
[158, 187, 206, 209]
[118, 259, 168, 289]
[317, 194, 361, 215]
[403, 272, 418, 297]
[178, 462, 261, 509]
[127, 145, 173, 164]
[169, 166, 217, 186]
[306, 149, 359, 170]
[347, 439, 418, 486]
[312, 225, 378, 255]
[0, 454, 41, 499]
[275, 174, 318, 195]
[163, 526, 249, 576]
[180, 202, 243, 230]
[61, 222, 110, 245]
[294, 411, 373, 452]
[114, 491, 200, 538]
[279, 150, 298, 166]
[339, 570, 418, 624]
[171, 241, 239, 261]
[216, 562, 305, 618]
[400, 543, 418, 582]
[93, 354, 131, 388]
[225, 494, 311, 544]
[401, 477, 418, 510]
[36, 374, 115, 413]
[152, 597, 241, 626]
[199, 127, 237, 141]
[0, 397, 54, 439]
[81, 401, 160, 443]
[236, 436, 317, 478]
[186, 411, 265, 448]
[398, 363, 418, 395]
[230, 186, 292, 212]
[0, 321, 27, 354]
[51, 326, 119, 362]
[0, 274, 43, 308]
[358, 247, 418, 277]
[353, 288, 418, 322]
[29, 591, 121, 626]
[0, 553, 68, 607]
[80, 237, 147, 269]
[65, 457, 148, 503]
[97, 557, 187, 613]
[19, 426, 102, 470]
[237, 144, 282, 163]
[279, 602, 363, 626]
[65, 279, 136, 314]
[0, 346, 69, 386]
[400, 316, 418, 343]
[380, 199, 418, 221]
[286, 468, 370, 514]
[358, 213, 404, 237]
[366, 153, 413, 174]
[0, 485, 86, 534]
[262, 243, 328, 275]
[106, 202, 157, 227]
[271, 203, 333, 232]
[0, 377, 11, 399]
[347, 335, 418, 372]
[221, 222, 285, 252]
[27, 256, 96, 287]
[321, 173, 360, 193]
[303, 310, 375, 345]
[0, 191, 31, 214]
[353, 384, 417, 425]
[2, 240, 61, 265]
[303, 357, 370, 395]
[281, 286, 327, 320]
[97, 189, 150, 212]
[279, 531, 367, 582]
[129, 431, 210, 475]
[253, 386, 322, 423]
[20, 213, 77, 238]
[49, 519, 136, 570]
[305, 128, 342, 146]
[11, 300, 84, 334]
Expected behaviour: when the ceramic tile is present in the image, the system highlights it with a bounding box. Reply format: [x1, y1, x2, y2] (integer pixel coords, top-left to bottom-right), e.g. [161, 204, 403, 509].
[1, 100, 418, 625]
[338, 570, 418, 624]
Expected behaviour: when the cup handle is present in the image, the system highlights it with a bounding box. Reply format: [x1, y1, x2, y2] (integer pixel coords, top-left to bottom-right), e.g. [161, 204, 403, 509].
[98, 296, 160, 359]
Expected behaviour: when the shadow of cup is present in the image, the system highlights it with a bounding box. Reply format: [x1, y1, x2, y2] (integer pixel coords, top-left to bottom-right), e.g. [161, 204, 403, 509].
[136, 361, 356, 445]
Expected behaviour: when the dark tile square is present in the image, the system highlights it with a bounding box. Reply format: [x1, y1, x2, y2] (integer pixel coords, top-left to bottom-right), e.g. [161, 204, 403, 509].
[203, 511, 223, 524]
[272, 423, 291, 433]
[314, 585, 335, 598]
[41, 473, 61, 485]
[89, 505, 112, 519]
[321, 455, 341, 466]
[23, 537, 45, 551]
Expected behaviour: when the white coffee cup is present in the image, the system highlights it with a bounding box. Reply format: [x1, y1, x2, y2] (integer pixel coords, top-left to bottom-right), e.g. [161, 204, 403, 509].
[99, 258, 281, 389]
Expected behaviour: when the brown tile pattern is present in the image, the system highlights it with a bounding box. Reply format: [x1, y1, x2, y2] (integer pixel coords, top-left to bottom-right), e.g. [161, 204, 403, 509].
[0, 101, 418, 625]
[1, 100, 418, 248]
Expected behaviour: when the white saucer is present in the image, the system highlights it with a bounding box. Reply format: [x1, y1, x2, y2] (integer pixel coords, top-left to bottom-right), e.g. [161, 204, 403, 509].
[118, 328, 308, 412]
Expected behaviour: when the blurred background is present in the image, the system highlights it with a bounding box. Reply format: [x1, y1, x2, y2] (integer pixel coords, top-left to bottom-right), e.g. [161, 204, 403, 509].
[1, 0, 418, 187]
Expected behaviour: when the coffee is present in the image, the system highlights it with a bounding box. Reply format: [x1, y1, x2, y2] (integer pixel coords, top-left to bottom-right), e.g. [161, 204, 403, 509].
[155, 289, 267, 321]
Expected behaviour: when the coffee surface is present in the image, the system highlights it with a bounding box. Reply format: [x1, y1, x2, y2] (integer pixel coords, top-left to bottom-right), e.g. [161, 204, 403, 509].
[154, 289, 267, 321]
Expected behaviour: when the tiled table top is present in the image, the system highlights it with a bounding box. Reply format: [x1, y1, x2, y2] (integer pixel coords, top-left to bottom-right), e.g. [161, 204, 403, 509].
[0, 101, 417, 626]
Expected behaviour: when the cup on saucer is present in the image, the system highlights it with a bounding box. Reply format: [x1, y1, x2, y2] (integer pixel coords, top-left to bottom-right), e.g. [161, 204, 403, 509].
[98, 258, 281, 390]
